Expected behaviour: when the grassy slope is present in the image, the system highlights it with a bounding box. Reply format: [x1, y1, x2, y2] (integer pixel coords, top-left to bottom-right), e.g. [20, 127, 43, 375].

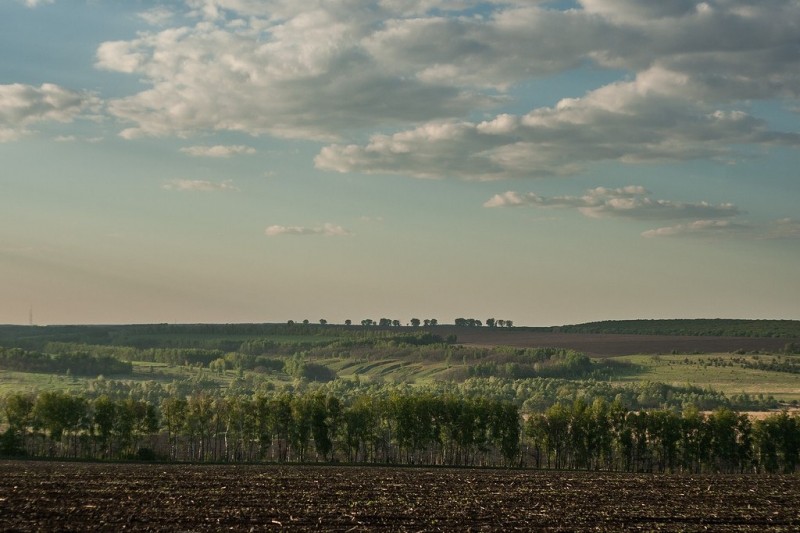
[607, 354, 800, 401]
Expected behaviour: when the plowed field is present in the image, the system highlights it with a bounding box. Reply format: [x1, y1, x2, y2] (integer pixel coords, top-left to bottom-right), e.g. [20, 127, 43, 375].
[440, 328, 797, 356]
[1, 461, 799, 531]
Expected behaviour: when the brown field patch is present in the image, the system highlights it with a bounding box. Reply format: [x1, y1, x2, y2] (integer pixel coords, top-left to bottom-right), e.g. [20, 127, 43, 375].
[1, 461, 799, 531]
[436, 327, 798, 356]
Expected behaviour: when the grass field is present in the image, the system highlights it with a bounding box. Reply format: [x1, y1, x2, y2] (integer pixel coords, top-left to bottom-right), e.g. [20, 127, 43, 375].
[607, 353, 800, 402]
[0, 370, 87, 396]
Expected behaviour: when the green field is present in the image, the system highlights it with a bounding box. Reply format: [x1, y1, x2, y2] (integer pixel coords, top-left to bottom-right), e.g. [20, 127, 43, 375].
[606, 353, 800, 403]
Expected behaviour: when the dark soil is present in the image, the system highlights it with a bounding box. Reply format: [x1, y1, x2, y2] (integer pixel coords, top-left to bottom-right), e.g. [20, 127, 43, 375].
[1, 461, 799, 531]
[438, 328, 798, 356]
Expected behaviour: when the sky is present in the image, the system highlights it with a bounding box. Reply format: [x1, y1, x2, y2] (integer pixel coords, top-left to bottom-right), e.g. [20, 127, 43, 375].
[1, 0, 799, 326]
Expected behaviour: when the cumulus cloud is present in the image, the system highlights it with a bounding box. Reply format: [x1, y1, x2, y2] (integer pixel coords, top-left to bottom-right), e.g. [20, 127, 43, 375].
[180, 145, 256, 157]
[265, 223, 351, 237]
[316, 69, 800, 179]
[484, 186, 740, 221]
[97, 0, 800, 154]
[0, 83, 99, 142]
[86, 0, 800, 187]
[97, 5, 488, 141]
[162, 179, 239, 192]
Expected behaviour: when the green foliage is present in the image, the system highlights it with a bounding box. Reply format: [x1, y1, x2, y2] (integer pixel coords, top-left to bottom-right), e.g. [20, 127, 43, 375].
[467, 348, 594, 380]
[0, 347, 132, 376]
[3, 388, 799, 472]
[284, 356, 337, 382]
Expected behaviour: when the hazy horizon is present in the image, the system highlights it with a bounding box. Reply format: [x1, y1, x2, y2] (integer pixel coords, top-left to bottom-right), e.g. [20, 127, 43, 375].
[2, 1, 799, 326]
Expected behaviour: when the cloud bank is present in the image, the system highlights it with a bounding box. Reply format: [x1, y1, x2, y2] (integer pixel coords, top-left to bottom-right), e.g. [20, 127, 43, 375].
[484, 186, 740, 221]
[485, 185, 800, 240]
[86, 0, 800, 181]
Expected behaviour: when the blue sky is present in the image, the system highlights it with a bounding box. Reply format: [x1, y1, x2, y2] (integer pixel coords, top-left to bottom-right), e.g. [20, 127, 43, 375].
[1, 0, 799, 326]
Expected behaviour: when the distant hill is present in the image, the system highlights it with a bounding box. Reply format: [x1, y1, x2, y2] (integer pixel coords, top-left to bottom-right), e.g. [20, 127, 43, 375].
[557, 319, 800, 338]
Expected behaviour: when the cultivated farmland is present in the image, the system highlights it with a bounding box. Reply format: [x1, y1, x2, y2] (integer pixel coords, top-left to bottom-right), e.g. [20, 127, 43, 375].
[1, 461, 799, 531]
[445, 327, 798, 356]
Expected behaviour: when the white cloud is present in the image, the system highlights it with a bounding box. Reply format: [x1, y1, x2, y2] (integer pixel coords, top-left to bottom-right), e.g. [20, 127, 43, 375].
[138, 7, 175, 26]
[180, 145, 256, 157]
[97, 6, 488, 141]
[484, 186, 740, 221]
[642, 217, 800, 240]
[265, 223, 351, 237]
[89, 1, 800, 181]
[0, 83, 99, 142]
[362, 7, 608, 90]
[487, 186, 798, 241]
[641, 220, 748, 238]
[483, 191, 528, 208]
[317, 67, 800, 180]
[162, 179, 239, 192]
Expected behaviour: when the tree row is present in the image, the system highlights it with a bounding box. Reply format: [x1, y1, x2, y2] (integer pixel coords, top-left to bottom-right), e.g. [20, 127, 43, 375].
[2, 391, 798, 473]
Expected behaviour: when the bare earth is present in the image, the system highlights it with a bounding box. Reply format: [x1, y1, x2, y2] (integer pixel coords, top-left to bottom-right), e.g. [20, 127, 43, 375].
[1, 461, 799, 532]
[438, 327, 797, 356]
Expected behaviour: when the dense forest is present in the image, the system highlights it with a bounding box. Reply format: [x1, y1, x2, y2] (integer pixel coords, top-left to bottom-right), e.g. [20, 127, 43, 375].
[2, 390, 798, 474]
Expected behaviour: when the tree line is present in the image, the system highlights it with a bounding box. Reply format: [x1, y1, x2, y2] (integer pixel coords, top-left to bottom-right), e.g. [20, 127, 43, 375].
[0, 347, 132, 376]
[2, 390, 798, 473]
